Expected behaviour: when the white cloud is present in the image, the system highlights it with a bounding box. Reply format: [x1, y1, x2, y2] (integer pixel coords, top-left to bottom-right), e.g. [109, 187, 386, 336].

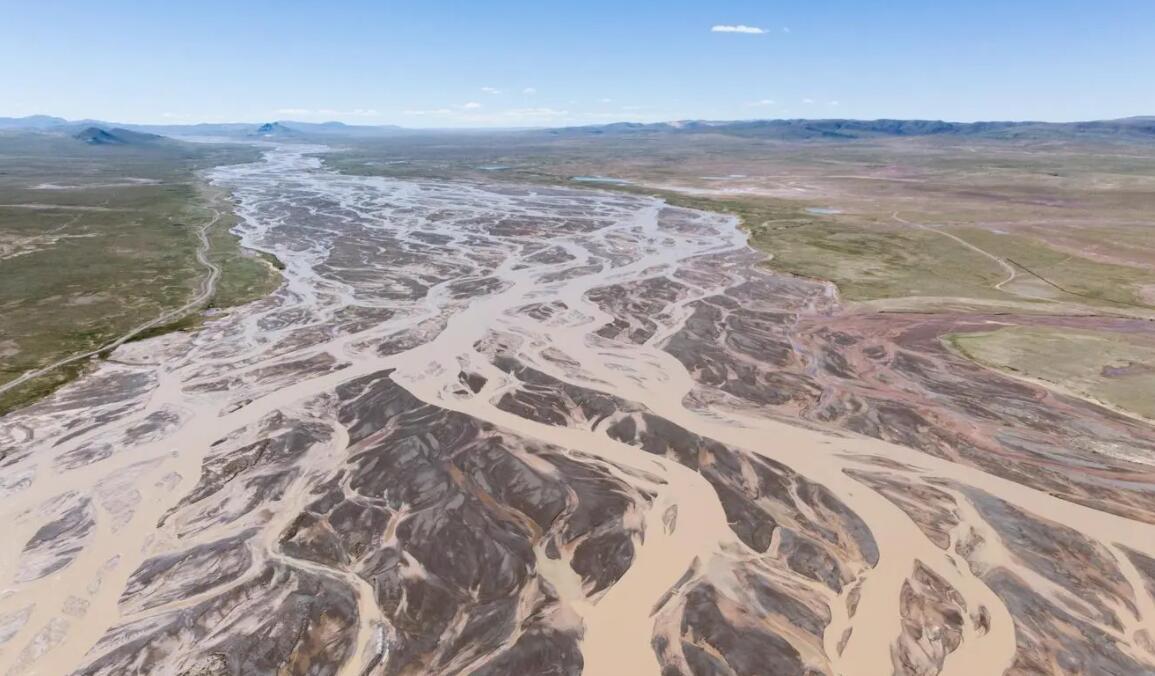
[522, 87, 537, 95]
[403, 106, 572, 125]
[397, 104, 681, 127]
[782, 27, 791, 33]
[829, 100, 840, 106]
[748, 99, 776, 107]
[481, 87, 501, 95]
[404, 103, 486, 115]
[599, 97, 614, 104]
[802, 98, 815, 104]
[583, 110, 674, 122]
[498, 107, 570, 121]
[711, 24, 766, 34]
[402, 108, 454, 116]
[274, 107, 381, 118]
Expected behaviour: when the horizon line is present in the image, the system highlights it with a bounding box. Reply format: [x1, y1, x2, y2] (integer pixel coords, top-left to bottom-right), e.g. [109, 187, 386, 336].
[2, 112, 1153, 132]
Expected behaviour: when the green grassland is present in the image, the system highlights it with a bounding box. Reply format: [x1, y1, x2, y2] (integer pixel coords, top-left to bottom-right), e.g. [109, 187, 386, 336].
[949, 326, 1155, 420]
[953, 227, 1155, 308]
[640, 192, 1013, 302]
[0, 133, 277, 414]
[200, 183, 285, 309]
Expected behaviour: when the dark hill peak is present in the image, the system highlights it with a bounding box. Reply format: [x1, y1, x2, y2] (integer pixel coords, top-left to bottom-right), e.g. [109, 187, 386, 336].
[72, 126, 165, 146]
[253, 122, 296, 136]
[73, 127, 123, 144]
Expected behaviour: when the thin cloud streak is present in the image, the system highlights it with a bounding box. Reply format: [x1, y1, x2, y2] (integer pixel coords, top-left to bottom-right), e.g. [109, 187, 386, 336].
[711, 24, 766, 34]
[401, 106, 576, 126]
[274, 107, 381, 118]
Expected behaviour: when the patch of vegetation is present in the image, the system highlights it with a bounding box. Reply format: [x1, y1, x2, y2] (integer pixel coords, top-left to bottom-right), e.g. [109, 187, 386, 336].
[200, 186, 283, 308]
[660, 195, 1155, 307]
[949, 326, 1155, 419]
[123, 313, 204, 344]
[259, 251, 286, 270]
[0, 133, 271, 413]
[637, 192, 1014, 302]
[953, 227, 1155, 309]
[0, 361, 87, 417]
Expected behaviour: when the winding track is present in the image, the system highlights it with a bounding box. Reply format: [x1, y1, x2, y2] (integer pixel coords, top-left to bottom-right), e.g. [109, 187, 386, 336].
[0, 206, 224, 398]
[891, 211, 1019, 292]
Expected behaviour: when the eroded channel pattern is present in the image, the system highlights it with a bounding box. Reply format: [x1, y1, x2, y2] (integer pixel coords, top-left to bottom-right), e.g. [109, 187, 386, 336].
[1, 146, 1154, 675]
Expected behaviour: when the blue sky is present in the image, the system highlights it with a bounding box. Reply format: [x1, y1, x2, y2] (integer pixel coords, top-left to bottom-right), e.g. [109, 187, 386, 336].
[3, 0, 1153, 126]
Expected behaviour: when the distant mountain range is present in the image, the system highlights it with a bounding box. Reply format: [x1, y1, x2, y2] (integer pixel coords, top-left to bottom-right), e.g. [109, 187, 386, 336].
[72, 126, 167, 146]
[0, 115, 73, 130]
[547, 116, 1155, 141]
[2, 114, 1154, 143]
[0, 116, 414, 140]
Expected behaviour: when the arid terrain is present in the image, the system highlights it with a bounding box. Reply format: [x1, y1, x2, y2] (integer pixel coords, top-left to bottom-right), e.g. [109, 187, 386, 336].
[1, 130, 1155, 676]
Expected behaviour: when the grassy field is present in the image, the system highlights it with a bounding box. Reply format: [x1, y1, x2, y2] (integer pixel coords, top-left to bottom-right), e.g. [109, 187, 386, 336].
[949, 326, 1155, 420]
[638, 192, 1013, 302]
[322, 132, 1155, 312]
[0, 133, 278, 414]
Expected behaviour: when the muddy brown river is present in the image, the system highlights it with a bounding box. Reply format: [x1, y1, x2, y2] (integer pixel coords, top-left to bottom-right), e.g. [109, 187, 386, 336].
[1, 145, 1154, 675]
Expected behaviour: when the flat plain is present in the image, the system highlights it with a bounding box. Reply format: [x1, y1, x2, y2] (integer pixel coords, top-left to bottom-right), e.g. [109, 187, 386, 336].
[2, 122, 1155, 675]
[0, 133, 276, 413]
